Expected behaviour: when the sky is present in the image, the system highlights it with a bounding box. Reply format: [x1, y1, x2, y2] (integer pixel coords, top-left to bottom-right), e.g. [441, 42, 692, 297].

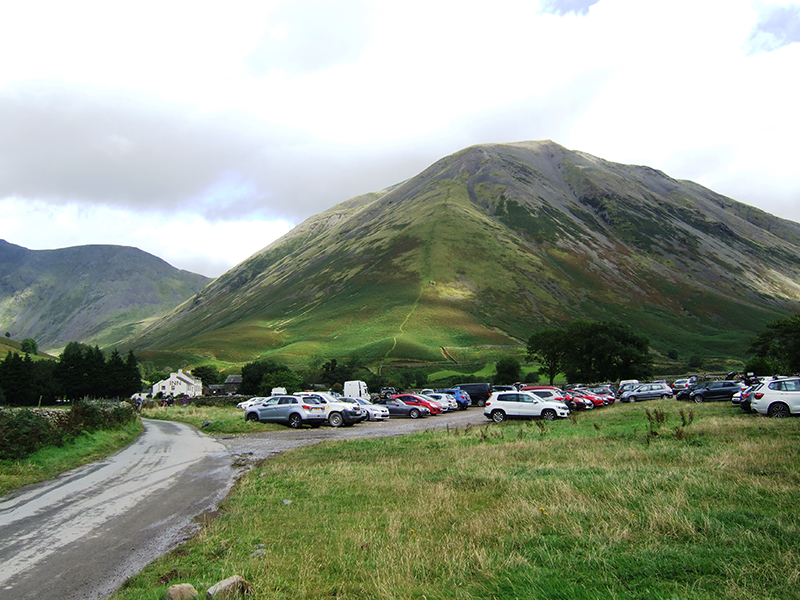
[2, 0, 799, 278]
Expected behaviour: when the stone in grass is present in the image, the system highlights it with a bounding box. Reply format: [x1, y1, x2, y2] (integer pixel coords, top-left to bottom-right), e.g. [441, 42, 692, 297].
[206, 575, 253, 598]
[165, 583, 199, 599]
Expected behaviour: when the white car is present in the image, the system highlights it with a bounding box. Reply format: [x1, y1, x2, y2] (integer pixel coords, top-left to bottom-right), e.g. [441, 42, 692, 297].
[750, 376, 800, 418]
[424, 393, 457, 411]
[237, 396, 269, 410]
[295, 392, 365, 426]
[484, 390, 570, 423]
[354, 397, 390, 421]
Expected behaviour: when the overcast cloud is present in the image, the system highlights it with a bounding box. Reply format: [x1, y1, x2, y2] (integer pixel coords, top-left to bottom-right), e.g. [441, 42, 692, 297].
[1, 0, 799, 277]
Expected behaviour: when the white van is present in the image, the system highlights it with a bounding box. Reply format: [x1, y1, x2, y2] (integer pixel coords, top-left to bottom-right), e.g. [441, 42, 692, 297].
[344, 380, 370, 401]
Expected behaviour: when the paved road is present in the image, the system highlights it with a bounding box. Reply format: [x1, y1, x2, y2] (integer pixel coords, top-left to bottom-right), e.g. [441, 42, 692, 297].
[0, 408, 488, 600]
[0, 419, 234, 600]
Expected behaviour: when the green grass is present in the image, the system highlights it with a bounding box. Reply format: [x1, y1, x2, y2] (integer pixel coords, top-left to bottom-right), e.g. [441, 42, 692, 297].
[110, 401, 800, 599]
[0, 420, 144, 496]
[141, 405, 285, 435]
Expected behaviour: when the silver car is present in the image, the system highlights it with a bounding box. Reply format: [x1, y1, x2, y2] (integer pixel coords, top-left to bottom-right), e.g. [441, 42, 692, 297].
[619, 382, 673, 403]
[244, 395, 327, 428]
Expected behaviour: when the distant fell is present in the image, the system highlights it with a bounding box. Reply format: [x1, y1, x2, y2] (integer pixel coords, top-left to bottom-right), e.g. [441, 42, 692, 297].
[0, 241, 211, 353]
[129, 141, 800, 366]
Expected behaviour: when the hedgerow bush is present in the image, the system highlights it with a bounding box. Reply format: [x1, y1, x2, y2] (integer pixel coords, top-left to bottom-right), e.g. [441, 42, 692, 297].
[0, 400, 138, 460]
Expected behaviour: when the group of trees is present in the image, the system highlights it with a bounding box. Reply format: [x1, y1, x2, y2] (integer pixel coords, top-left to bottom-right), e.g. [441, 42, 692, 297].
[527, 320, 653, 384]
[747, 314, 800, 375]
[0, 342, 141, 406]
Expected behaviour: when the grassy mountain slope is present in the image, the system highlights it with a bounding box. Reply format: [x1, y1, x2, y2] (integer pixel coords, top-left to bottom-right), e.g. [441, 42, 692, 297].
[129, 141, 800, 366]
[0, 241, 211, 353]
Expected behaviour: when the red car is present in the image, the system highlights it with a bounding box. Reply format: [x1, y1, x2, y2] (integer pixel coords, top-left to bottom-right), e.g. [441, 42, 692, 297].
[568, 389, 606, 408]
[393, 394, 443, 415]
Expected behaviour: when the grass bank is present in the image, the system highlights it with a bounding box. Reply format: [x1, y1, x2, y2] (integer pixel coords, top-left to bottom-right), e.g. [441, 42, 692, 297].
[114, 400, 799, 599]
[0, 420, 144, 496]
[141, 405, 283, 434]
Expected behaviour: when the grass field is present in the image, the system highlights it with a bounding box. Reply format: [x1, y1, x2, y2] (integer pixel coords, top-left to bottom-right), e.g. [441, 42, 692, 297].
[141, 405, 284, 435]
[110, 400, 799, 599]
[0, 420, 144, 496]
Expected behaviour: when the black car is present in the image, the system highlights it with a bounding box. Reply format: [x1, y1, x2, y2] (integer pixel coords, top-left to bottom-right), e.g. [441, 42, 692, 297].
[689, 380, 745, 403]
[452, 382, 492, 407]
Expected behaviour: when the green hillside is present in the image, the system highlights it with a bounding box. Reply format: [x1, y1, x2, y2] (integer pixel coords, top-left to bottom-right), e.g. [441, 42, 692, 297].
[0, 241, 211, 354]
[128, 141, 800, 369]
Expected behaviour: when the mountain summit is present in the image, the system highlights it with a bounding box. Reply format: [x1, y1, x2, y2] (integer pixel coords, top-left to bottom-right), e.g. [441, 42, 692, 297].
[131, 141, 800, 365]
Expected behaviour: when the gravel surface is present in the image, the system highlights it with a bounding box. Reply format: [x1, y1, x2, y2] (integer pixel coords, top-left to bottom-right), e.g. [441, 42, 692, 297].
[217, 407, 489, 461]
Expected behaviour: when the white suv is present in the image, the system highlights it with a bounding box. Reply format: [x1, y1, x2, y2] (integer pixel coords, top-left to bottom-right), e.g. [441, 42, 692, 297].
[484, 391, 570, 422]
[750, 377, 800, 418]
[295, 391, 365, 426]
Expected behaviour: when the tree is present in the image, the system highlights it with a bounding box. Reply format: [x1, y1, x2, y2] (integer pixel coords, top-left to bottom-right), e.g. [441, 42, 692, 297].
[259, 368, 303, 396]
[320, 359, 356, 387]
[561, 321, 652, 383]
[749, 314, 800, 374]
[494, 357, 521, 385]
[20, 338, 38, 355]
[528, 321, 652, 385]
[191, 365, 222, 387]
[527, 329, 567, 385]
[240, 359, 291, 395]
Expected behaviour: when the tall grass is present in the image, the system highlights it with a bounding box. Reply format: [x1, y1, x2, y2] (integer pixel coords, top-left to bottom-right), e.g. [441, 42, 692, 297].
[113, 401, 799, 599]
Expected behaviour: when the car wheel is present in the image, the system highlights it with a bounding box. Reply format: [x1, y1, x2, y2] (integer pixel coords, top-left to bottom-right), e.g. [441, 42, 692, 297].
[328, 412, 343, 427]
[288, 413, 303, 428]
[542, 409, 556, 421]
[661, 394, 669, 399]
[245, 412, 259, 422]
[477, 399, 486, 407]
[409, 408, 420, 419]
[629, 396, 637, 403]
[768, 403, 790, 418]
[491, 409, 505, 423]
[694, 394, 704, 404]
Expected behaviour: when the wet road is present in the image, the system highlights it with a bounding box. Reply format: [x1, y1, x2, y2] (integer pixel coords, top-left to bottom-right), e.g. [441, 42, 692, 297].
[0, 419, 234, 600]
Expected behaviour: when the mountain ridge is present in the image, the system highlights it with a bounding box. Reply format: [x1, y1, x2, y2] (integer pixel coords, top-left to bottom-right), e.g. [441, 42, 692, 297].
[126, 140, 800, 367]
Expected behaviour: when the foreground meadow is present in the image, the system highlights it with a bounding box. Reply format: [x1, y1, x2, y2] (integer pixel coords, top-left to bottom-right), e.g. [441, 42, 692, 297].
[113, 400, 799, 599]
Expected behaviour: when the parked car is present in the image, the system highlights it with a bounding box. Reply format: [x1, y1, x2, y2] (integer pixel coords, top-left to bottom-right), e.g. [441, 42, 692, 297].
[244, 395, 327, 428]
[374, 397, 430, 418]
[237, 396, 269, 410]
[393, 394, 443, 415]
[452, 382, 492, 407]
[619, 382, 673, 403]
[750, 376, 800, 417]
[425, 392, 458, 411]
[581, 385, 616, 402]
[671, 378, 692, 392]
[379, 387, 397, 399]
[689, 380, 745, 403]
[484, 391, 570, 422]
[568, 388, 607, 407]
[435, 388, 471, 410]
[295, 392, 365, 426]
[615, 382, 641, 400]
[354, 397, 390, 421]
[522, 386, 566, 404]
[492, 385, 517, 392]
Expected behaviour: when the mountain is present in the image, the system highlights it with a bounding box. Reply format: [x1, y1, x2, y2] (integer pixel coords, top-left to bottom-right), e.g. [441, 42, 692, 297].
[129, 141, 800, 367]
[0, 241, 211, 353]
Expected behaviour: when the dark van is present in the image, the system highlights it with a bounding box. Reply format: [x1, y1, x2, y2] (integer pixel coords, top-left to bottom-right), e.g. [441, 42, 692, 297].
[452, 382, 492, 407]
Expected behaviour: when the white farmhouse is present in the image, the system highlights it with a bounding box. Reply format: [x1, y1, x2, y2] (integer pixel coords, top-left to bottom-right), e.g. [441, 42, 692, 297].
[152, 369, 203, 398]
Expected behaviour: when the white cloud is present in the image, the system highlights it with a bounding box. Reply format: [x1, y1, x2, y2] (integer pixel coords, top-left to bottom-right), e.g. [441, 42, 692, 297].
[1, 0, 799, 277]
